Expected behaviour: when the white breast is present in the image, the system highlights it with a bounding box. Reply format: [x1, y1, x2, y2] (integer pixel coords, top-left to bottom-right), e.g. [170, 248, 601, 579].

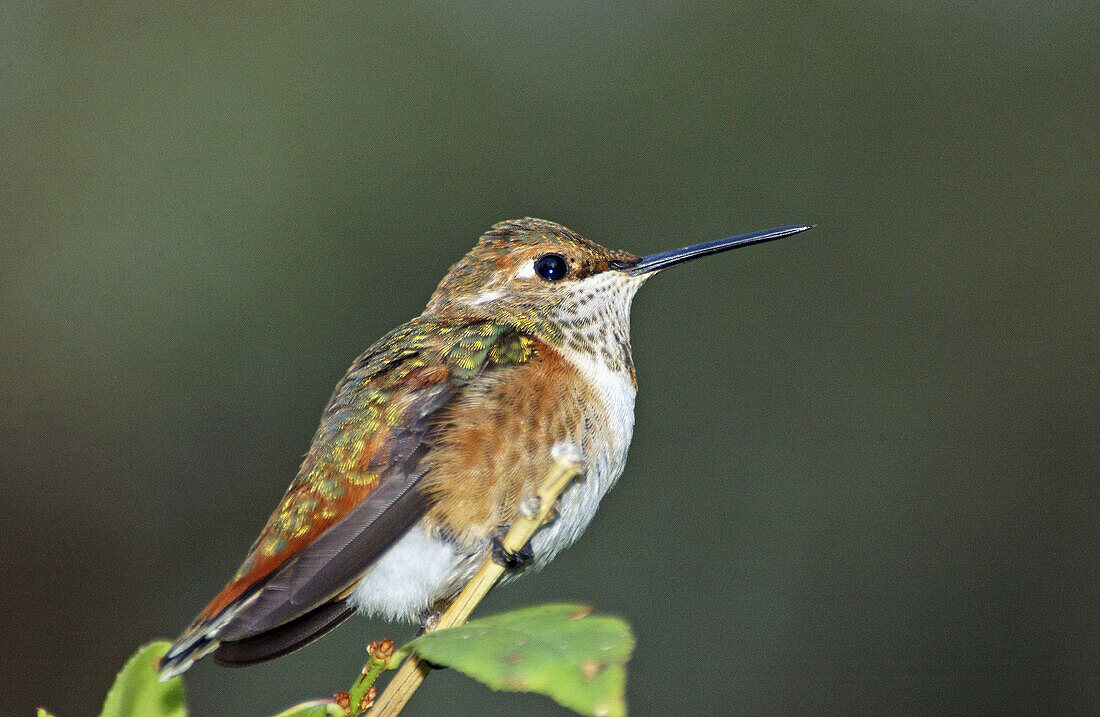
[521, 341, 638, 570]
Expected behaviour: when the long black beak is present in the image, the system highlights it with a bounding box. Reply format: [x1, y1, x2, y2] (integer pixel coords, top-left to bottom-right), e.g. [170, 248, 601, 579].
[626, 224, 814, 276]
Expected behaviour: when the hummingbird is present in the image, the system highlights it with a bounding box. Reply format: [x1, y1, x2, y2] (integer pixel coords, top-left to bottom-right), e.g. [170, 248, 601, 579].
[159, 218, 812, 679]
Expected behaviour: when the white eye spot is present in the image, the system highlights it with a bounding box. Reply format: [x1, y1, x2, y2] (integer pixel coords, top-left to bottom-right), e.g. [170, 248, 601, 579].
[513, 262, 537, 280]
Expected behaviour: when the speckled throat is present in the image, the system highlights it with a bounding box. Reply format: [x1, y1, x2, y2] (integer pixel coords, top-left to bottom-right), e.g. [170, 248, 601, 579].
[547, 269, 647, 383]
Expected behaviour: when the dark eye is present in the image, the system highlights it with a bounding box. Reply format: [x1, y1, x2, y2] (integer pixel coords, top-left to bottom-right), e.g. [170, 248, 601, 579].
[534, 254, 569, 281]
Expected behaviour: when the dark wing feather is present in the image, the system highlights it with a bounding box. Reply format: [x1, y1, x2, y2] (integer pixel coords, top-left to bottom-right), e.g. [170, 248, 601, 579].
[214, 600, 355, 666]
[216, 437, 437, 641]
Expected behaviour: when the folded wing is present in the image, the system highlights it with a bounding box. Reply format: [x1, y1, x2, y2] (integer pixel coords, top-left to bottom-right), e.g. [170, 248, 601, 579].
[160, 316, 537, 677]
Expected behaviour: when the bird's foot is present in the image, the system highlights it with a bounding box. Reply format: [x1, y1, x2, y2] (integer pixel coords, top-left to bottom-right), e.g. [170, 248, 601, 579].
[415, 608, 449, 669]
[415, 608, 441, 637]
[490, 534, 534, 570]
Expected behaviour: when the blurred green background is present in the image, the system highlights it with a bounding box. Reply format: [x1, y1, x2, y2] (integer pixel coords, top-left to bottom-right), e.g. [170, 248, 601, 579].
[2, 2, 1096, 715]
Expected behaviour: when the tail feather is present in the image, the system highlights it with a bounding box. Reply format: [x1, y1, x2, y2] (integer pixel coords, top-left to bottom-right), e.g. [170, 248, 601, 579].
[158, 635, 219, 681]
[158, 595, 354, 680]
[158, 591, 259, 680]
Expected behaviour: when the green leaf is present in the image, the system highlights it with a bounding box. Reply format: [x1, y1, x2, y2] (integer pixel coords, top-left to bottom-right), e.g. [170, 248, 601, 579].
[37, 709, 58, 717]
[100, 641, 186, 717]
[270, 700, 345, 717]
[407, 604, 634, 717]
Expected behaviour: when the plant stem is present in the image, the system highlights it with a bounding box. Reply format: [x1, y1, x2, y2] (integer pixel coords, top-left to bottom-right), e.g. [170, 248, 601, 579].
[367, 444, 584, 717]
[344, 639, 393, 715]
